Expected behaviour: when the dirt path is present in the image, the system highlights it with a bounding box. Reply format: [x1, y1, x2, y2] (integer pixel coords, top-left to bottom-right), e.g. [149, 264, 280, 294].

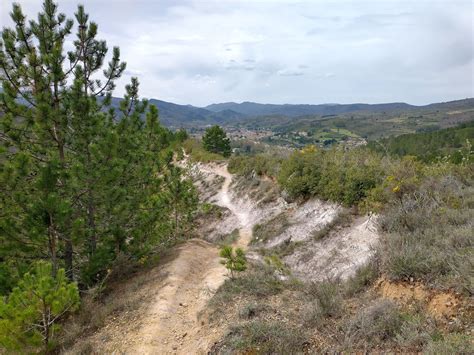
[133, 164, 252, 354]
[200, 163, 253, 248]
[81, 163, 251, 354]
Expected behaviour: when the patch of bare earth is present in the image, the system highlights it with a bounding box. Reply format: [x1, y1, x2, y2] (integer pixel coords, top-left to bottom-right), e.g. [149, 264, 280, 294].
[67, 239, 226, 354]
[376, 277, 471, 322]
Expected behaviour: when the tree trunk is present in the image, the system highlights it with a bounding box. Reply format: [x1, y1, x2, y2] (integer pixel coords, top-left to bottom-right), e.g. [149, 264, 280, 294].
[87, 188, 96, 255]
[64, 237, 74, 280]
[47, 216, 58, 278]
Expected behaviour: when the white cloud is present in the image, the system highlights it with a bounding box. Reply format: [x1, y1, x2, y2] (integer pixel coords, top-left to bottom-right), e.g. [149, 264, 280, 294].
[3, 0, 473, 105]
[277, 69, 305, 77]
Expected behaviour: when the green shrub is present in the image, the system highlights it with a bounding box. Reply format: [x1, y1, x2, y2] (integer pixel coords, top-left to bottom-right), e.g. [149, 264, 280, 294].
[277, 147, 384, 206]
[228, 154, 282, 178]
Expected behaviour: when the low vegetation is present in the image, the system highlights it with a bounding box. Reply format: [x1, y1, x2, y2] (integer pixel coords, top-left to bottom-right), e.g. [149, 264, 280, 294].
[209, 259, 473, 353]
[379, 174, 474, 294]
[208, 266, 285, 316]
[228, 153, 283, 178]
[217, 320, 306, 354]
[344, 300, 404, 347]
[302, 280, 344, 326]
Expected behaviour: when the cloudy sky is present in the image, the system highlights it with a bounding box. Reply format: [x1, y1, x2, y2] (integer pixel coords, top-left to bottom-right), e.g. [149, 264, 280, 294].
[1, 0, 473, 106]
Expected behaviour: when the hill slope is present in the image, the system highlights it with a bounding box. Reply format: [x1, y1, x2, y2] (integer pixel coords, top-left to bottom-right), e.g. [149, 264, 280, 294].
[205, 101, 417, 117]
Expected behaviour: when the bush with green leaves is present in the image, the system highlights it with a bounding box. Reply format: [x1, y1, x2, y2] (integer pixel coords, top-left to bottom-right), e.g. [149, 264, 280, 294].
[277, 146, 384, 206]
[0, 262, 80, 352]
[228, 153, 283, 177]
[220, 246, 247, 279]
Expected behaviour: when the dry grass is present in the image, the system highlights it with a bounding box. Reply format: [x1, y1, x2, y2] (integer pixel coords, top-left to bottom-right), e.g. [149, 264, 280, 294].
[343, 299, 404, 347]
[344, 259, 379, 296]
[252, 212, 290, 244]
[302, 280, 344, 326]
[215, 228, 240, 246]
[208, 265, 285, 313]
[215, 321, 306, 354]
[379, 176, 474, 294]
[59, 250, 173, 352]
[312, 208, 353, 241]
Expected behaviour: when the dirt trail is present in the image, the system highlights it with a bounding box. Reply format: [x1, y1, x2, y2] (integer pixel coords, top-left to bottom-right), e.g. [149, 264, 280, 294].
[133, 164, 252, 354]
[82, 164, 251, 354]
[200, 163, 253, 248]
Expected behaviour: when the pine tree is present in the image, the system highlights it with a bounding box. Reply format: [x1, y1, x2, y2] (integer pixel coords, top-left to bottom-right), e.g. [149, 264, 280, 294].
[0, 262, 80, 352]
[0, 0, 126, 279]
[163, 165, 198, 241]
[0, 0, 198, 292]
[219, 246, 247, 279]
[202, 125, 231, 157]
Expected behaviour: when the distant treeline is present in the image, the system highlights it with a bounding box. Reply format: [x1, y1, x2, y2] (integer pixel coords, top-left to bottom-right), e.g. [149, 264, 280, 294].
[367, 121, 474, 163]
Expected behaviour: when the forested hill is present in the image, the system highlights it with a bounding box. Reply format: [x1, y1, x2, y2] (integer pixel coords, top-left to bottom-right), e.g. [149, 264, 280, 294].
[367, 121, 474, 163]
[205, 101, 414, 117]
[4, 88, 473, 129]
[205, 98, 474, 117]
[105, 96, 474, 128]
[107, 97, 245, 127]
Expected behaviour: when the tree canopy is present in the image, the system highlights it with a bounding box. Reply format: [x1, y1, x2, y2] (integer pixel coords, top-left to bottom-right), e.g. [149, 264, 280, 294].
[0, 4, 197, 350]
[202, 125, 231, 157]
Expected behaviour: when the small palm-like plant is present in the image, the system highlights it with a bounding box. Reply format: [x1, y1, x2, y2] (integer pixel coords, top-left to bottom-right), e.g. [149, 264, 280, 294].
[220, 246, 247, 279]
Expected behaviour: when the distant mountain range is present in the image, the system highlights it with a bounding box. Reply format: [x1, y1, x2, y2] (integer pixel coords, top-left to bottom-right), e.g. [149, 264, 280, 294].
[204, 101, 416, 117]
[3, 86, 473, 128]
[150, 98, 474, 127]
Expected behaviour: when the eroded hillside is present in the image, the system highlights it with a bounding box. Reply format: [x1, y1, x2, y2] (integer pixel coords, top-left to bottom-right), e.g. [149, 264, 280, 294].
[65, 159, 392, 354]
